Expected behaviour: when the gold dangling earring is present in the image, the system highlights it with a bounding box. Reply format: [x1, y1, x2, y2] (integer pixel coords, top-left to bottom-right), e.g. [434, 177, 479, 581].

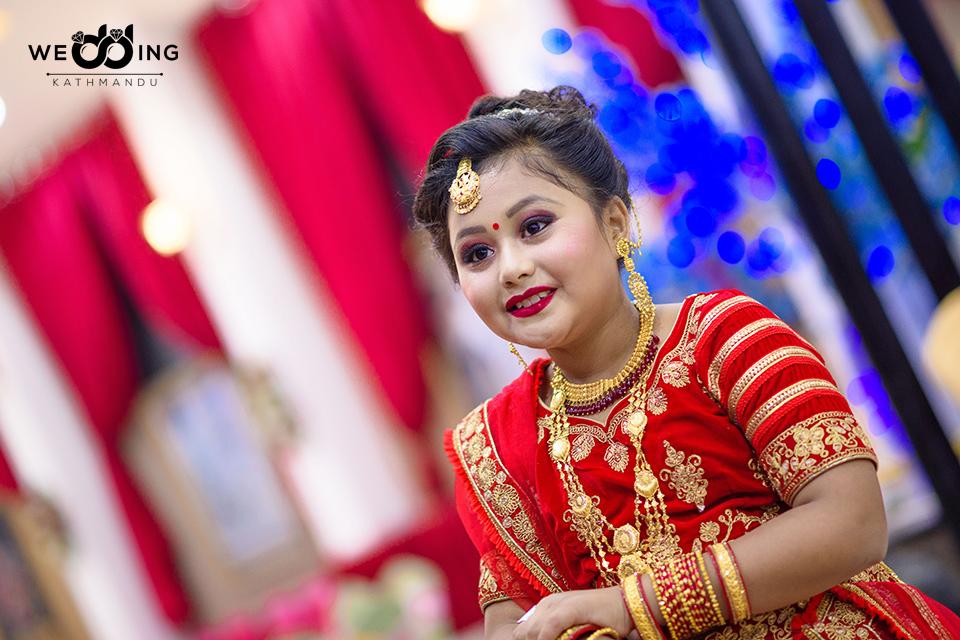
[509, 342, 534, 377]
[617, 211, 656, 328]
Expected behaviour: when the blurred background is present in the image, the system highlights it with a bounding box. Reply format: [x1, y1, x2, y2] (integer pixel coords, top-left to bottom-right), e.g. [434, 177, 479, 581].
[0, 0, 959, 638]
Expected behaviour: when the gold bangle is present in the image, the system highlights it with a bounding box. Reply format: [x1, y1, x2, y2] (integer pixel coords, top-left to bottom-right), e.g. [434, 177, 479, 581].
[710, 543, 751, 623]
[696, 550, 727, 625]
[556, 625, 621, 640]
[622, 573, 664, 640]
[585, 628, 620, 640]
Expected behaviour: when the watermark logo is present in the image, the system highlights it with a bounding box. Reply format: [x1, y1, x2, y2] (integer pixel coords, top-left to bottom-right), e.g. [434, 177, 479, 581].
[28, 24, 178, 87]
[71, 25, 134, 69]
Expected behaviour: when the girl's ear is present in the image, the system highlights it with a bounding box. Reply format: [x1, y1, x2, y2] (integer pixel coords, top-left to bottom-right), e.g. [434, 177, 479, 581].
[601, 196, 631, 252]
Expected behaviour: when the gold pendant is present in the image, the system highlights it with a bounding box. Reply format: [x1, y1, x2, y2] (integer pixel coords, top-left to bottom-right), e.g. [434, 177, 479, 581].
[625, 411, 647, 437]
[613, 524, 640, 555]
[617, 552, 651, 581]
[551, 437, 571, 462]
[634, 471, 658, 498]
[550, 389, 564, 411]
[570, 492, 592, 516]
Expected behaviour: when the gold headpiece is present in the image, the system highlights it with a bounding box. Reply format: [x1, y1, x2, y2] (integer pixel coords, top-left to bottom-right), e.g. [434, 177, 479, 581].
[449, 157, 482, 215]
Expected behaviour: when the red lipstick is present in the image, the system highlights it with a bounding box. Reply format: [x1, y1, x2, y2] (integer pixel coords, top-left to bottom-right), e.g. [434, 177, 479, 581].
[506, 286, 556, 318]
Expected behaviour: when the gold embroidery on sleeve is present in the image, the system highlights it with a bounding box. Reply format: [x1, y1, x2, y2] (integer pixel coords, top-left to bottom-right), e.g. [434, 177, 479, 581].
[744, 378, 840, 440]
[759, 412, 877, 503]
[659, 440, 708, 511]
[707, 318, 792, 400]
[729, 346, 821, 425]
[695, 295, 754, 347]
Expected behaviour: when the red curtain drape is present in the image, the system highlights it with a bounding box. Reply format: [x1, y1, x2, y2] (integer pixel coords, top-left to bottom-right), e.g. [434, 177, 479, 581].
[567, 0, 683, 88]
[0, 111, 220, 624]
[196, 0, 441, 433]
[312, 0, 487, 182]
[0, 436, 19, 497]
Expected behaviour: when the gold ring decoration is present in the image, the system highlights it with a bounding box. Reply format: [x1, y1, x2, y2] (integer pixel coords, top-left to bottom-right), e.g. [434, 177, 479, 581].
[449, 157, 482, 214]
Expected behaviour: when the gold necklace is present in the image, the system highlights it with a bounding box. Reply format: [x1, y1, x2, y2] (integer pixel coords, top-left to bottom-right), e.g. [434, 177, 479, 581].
[560, 302, 654, 407]
[546, 320, 680, 586]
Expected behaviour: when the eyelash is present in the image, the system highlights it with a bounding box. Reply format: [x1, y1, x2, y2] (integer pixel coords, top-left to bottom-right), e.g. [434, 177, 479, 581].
[460, 215, 553, 264]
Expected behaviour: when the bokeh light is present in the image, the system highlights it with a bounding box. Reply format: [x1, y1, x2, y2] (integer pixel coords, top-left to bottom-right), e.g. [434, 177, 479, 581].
[866, 245, 896, 280]
[883, 87, 914, 124]
[717, 231, 745, 264]
[813, 99, 842, 129]
[542, 28, 572, 55]
[816, 158, 842, 190]
[420, 0, 481, 33]
[141, 199, 192, 256]
[899, 53, 922, 84]
[944, 197, 960, 225]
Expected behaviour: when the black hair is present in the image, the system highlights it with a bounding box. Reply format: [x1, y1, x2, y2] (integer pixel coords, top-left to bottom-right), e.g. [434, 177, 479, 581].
[411, 85, 632, 282]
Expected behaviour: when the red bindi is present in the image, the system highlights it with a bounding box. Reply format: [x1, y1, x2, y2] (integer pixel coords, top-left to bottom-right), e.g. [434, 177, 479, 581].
[492, 222, 500, 230]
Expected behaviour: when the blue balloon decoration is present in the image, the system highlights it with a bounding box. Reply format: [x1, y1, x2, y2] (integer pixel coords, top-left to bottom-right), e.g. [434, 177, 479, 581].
[813, 98, 841, 128]
[655, 93, 682, 121]
[866, 245, 896, 280]
[883, 87, 913, 123]
[816, 158, 842, 190]
[899, 53, 921, 84]
[668, 236, 696, 268]
[685, 206, 717, 237]
[645, 163, 676, 195]
[717, 231, 745, 264]
[944, 196, 960, 225]
[542, 28, 573, 54]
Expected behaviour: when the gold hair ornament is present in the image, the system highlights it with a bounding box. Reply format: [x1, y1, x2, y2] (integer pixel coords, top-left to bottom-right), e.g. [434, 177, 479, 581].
[449, 157, 482, 215]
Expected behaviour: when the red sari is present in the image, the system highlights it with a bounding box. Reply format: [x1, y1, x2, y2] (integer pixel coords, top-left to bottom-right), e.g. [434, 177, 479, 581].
[445, 289, 960, 639]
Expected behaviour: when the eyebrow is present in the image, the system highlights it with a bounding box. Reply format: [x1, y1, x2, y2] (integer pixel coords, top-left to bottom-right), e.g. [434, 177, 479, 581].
[454, 195, 560, 243]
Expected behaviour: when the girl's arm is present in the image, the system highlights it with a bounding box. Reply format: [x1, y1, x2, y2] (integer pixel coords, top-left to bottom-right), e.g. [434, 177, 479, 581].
[640, 458, 887, 625]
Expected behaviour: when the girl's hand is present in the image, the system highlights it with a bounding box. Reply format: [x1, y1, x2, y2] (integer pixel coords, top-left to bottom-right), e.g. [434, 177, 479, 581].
[512, 586, 633, 640]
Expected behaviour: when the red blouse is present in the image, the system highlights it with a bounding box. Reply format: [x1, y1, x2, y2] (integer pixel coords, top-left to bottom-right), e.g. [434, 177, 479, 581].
[445, 290, 960, 639]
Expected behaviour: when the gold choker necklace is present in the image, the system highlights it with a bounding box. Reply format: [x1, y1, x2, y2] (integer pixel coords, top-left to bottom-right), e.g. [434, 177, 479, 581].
[555, 301, 656, 408]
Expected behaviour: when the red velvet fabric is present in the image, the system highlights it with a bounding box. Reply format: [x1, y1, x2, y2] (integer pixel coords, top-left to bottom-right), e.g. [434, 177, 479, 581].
[0, 111, 220, 624]
[446, 289, 960, 636]
[195, 0, 432, 433]
[313, 0, 487, 182]
[566, 0, 684, 88]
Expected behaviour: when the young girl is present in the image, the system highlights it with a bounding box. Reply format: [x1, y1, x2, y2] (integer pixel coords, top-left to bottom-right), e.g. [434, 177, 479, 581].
[412, 86, 960, 640]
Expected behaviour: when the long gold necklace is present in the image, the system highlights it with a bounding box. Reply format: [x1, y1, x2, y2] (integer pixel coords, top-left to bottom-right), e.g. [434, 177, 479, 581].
[546, 315, 680, 586]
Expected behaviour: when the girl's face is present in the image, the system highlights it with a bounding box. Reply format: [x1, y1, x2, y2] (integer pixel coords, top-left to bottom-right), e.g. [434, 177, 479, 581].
[447, 153, 628, 350]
